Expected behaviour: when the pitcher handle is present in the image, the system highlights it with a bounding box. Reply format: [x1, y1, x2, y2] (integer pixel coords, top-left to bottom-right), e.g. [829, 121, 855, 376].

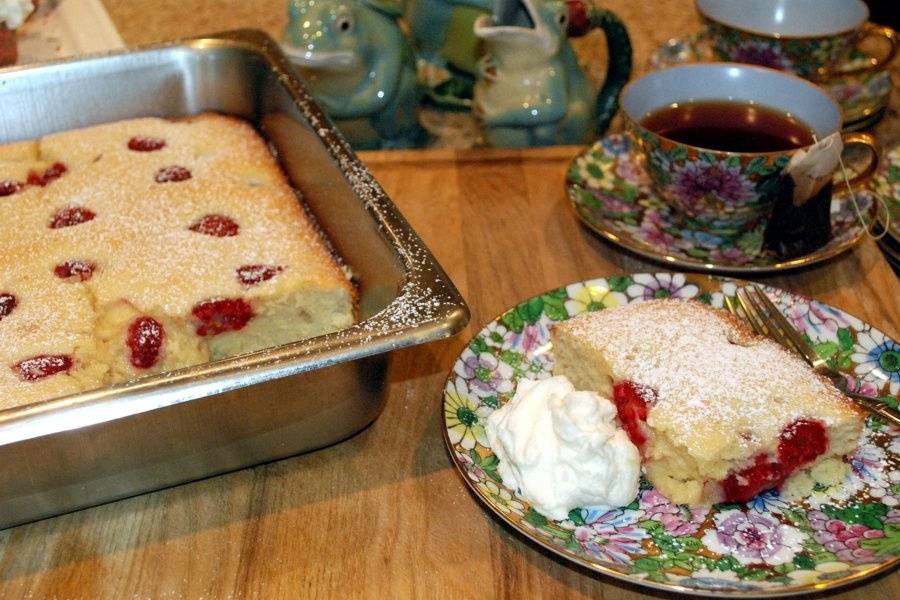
[567, 2, 632, 138]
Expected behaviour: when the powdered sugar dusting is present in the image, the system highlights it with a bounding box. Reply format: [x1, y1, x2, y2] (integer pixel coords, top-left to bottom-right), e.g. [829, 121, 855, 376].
[557, 299, 858, 453]
[0, 114, 356, 407]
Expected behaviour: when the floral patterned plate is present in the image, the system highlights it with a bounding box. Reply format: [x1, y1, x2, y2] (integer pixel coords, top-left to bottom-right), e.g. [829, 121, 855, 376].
[648, 31, 893, 130]
[565, 134, 872, 274]
[442, 273, 900, 596]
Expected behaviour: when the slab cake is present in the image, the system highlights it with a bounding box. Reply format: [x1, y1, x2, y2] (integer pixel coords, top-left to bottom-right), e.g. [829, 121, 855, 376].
[0, 114, 355, 411]
[551, 299, 863, 505]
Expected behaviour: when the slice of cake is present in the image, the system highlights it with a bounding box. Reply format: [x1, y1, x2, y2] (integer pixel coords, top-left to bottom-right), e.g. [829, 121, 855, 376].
[0, 114, 356, 410]
[551, 299, 864, 505]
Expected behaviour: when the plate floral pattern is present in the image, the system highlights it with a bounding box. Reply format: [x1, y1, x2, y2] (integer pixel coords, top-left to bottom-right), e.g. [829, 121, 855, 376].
[648, 31, 892, 128]
[872, 144, 900, 245]
[443, 273, 900, 596]
[565, 134, 872, 274]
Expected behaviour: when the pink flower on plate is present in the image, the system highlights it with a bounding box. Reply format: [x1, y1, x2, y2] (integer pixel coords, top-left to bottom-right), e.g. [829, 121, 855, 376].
[592, 190, 635, 214]
[643, 205, 675, 229]
[511, 321, 551, 355]
[455, 450, 487, 483]
[808, 510, 886, 564]
[639, 225, 679, 251]
[702, 510, 805, 566]
[842, 373, 881, 398]
[640, 489, 709, 536]
[574, 509, 646, 565]
[783, 301, 842, 338]
[671, 159, 755, 206]
[454, 350, 514, 398]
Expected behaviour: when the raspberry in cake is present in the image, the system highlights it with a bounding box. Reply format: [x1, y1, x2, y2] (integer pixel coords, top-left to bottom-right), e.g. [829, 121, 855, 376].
[0, 114, 356, 410]
[551, 299, 864, 505]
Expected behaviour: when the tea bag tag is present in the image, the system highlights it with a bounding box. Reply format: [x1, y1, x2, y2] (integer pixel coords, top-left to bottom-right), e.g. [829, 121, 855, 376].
[784, 132, 842, 204]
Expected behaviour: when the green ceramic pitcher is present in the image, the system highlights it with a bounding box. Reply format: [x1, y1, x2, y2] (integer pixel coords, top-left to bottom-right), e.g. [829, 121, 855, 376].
[472, 0, 632, 147]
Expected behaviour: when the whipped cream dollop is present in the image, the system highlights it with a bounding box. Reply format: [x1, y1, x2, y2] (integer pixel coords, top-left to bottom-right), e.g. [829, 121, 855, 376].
[486, 375, 641, 520]
[0, 0, 34, 29]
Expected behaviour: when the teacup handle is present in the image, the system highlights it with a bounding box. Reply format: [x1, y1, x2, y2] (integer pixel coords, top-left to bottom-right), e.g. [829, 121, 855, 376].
[840, 132, 881, 188]
[823, 23, 898, 79]
[566, 2, 632, 137]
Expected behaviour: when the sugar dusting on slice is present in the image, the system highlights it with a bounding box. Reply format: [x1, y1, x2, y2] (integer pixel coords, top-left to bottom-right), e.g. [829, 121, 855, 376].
[558, 299, 856, 451]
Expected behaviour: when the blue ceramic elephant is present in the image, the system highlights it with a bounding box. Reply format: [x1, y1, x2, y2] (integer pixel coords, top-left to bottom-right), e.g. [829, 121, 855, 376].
[283, 0, 424, 149]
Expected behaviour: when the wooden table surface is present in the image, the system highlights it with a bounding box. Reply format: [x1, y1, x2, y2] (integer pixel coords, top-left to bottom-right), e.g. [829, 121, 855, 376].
[0, 1, 898, 598]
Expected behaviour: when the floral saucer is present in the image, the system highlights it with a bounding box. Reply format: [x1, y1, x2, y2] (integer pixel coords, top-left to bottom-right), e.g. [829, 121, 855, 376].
[443, 272, 900, 596]
[565, 134, 872, 274]
[648, 31, 893, 130]
[872, 143, 900, 247]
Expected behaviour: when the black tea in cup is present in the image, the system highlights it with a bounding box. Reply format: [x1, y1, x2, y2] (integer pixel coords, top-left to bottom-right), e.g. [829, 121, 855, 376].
[640, 100, 816, 153]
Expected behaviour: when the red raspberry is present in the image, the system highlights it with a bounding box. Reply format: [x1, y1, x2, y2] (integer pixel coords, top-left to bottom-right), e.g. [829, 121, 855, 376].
[612, 380, 655, 447]
[192, 298, 254, 336]
[0, 180, 22, 197]
[189, 214, 239, 237]
[0, 293, 16, 321]
[27, 162, 67, 187]
[155, 165, 192, 183]
[54, 260, 95, 282]
[49, 206, 96, 229]
[13, 354, 74, 381]
[778, 419, 827, 470]
[721, 419, 828, 502]
[127, 316, 165, 369]
[722, 455, 785, 503]
[237, 264, 284, 286]
[127, 136, 166, 152]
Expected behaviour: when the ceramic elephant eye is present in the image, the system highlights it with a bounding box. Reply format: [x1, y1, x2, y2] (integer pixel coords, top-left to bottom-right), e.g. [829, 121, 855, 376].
[556, 10, 568, 29]
[335, 15, 354, 33]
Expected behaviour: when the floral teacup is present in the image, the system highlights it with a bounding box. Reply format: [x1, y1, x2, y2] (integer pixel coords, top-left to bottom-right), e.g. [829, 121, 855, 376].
[621, 63, 880, 236]
[696, 0, 898, 81]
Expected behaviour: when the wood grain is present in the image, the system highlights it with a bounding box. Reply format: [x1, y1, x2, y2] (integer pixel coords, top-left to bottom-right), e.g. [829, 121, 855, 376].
[0, 1, 895, 598]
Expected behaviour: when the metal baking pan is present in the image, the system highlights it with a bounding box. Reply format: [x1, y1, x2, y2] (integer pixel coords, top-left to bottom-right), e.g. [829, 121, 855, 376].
[0, 30, 469, 529]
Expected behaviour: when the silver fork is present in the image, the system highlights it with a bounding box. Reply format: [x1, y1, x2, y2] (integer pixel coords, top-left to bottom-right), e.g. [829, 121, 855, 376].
[723, 285, 900, 427]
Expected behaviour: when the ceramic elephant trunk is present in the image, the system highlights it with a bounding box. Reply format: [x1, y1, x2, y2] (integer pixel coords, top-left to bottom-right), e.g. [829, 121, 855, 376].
[282, 0, 424, 149]
[473, 0, 631, 148]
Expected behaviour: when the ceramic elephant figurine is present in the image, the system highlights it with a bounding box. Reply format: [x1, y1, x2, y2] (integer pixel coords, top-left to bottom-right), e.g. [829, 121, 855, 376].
[473, 0, 632, 147]
[282, 0, 424, 149]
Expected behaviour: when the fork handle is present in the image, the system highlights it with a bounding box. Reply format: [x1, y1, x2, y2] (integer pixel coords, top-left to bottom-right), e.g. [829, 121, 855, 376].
[845, 390, 900, 427]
